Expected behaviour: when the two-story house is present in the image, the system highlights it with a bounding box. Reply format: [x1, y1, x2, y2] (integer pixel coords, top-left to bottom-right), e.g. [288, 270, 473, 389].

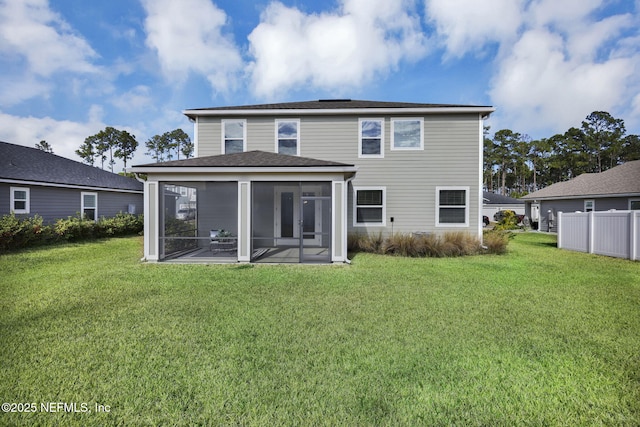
[130, 100, 494, 263]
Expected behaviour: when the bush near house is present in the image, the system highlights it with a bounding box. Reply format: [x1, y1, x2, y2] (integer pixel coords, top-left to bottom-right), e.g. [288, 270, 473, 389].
[0, 212, 143, 253]
[348, 231, 510, 257]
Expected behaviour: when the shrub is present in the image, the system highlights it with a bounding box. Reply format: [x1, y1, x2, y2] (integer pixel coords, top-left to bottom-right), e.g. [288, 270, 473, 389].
[0, 214, 55, 253]
[494, 210, 520, 231]
[0, 212, 143, 253]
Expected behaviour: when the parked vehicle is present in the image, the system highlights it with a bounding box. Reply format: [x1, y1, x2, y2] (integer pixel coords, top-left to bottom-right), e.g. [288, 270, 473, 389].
[176, 208, 196, 220]
[483, 215, 490, 227]
[493, 210, 525, 224]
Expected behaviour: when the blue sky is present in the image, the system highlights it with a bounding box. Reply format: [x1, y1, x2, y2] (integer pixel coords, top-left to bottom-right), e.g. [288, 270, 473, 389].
[1, 0, 639, 170]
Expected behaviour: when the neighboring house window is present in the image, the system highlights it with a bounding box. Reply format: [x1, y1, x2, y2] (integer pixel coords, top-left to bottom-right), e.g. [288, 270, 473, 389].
[222, 119, 246, 154]
[10, 187, 30, 214]
[354, 187, 386, 226]
[276, 119, 300, 156]
[630, 199, 640, 210]
[391, 118, 423, 150]
[584, 199, 595, 212]
[82, 192, 98, 221]
[359, 119, 384, 158]
[436, 187, 469, 227]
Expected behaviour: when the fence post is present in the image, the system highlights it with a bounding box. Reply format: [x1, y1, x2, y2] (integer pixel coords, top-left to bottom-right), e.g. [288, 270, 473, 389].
[557, 211, 562, 248]
[588, 211, 595, 254]
[632, 210, 638, 261]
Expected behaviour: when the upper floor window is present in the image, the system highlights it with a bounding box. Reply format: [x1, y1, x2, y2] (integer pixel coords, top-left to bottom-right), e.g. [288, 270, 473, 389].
[82, 192, 98, 221]
[10, 187, 30, 214]
[276, 119, 300, 156]
[222, 119, 246, 154]
[359, 119, 384, 158]
[354, 187, 386, 226]
[391, 118, 423, 150]
[436, 187, 468, 227]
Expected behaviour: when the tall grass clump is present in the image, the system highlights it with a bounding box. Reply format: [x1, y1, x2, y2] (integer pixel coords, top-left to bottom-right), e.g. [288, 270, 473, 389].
[349, 231, 494, 258]
[483, 230, 512, 254]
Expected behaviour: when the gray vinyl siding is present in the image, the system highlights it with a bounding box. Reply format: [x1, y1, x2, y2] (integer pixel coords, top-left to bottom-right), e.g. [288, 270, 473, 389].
[195, 113, 482, 235]
[0, 183, 142, 224]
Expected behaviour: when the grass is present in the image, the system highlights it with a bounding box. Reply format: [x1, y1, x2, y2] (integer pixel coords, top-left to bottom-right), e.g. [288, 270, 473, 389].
[1, 234, 639, 426]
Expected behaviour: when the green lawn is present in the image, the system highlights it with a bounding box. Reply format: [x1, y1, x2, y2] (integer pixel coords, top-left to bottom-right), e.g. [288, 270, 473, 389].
[1, 233, 639, 426]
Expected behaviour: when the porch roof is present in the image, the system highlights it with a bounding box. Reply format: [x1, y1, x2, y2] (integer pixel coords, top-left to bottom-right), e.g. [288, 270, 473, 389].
[130, 150, 357, 174]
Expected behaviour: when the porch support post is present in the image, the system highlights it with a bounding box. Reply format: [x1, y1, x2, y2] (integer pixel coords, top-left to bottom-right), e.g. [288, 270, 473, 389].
[238, 181, 251, 262]
[144, 181, 159, 261]
[332, 180, 346, 262]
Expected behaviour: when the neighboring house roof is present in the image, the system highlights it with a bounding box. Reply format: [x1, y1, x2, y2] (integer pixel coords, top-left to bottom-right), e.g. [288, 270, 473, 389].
[132, 150, 355, 170]
[483, 191, 524, 205]
[0, 141, 143, 192]
[184, 99, 495, 119]
[521, 160, 640, 200]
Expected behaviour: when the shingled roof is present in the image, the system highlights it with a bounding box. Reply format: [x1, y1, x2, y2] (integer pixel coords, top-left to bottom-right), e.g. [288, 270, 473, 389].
[133, 150, 354, 169]
[184, 99, 495, 119]
[521, 160, 640, 200]
[483, 191, 524, 205]
[0, 141, 143, 192]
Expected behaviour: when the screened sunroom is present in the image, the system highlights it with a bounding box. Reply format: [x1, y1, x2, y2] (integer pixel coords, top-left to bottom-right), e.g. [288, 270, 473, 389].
[131, 151, 356, 264]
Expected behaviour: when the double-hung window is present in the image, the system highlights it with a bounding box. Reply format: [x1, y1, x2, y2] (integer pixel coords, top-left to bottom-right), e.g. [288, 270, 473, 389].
[584, 200, 595, 212]
[10, 187, 30, 214]
[391, 118, 423, 150]
[276, 119, 300, 156]
[354, 187, 385, 226]
[436, 187, 469, 227]
[82, 192, 98, 221]
[359, 119, 384, 158]
[222, 119, 246, 154]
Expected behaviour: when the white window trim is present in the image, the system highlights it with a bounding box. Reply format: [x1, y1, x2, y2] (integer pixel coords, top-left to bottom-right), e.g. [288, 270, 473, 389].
[436, 186, 469, 227]
[275, 119, 300, 156]
[353, 186, 386, 227]
[629, 198, 640, 210]
[81, 192, 98, 222]
[390, 117, 424, 151]
[358, 118, 384, 158]
[10, 186, 30, 214]
[584, 199, 595, 212]
[221, 119, 247, 154]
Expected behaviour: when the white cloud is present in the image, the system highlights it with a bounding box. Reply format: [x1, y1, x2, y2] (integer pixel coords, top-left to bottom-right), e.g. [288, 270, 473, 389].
[141, 0, 243, 94]
[0, 0, 98, 77]
[425, 0, 640, 136]
[425, 0, 525, 58]
[247, 0, 428, 98]
[0, 109, 105, 164]
[489, 28, 636, 135]
[111, 86, 154, 112]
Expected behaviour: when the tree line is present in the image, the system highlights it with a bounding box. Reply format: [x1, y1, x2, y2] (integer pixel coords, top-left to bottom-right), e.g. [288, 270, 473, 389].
[48, 127, 196, 172]
[484, 111, 640, 197]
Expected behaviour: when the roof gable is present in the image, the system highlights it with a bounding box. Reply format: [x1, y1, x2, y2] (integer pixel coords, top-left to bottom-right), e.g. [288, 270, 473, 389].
[522, 160, 640, 200]
[0, 141, 143, 192]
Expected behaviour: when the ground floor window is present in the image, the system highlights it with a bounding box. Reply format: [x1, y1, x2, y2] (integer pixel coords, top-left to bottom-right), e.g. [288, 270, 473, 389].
[629, 199, 640, 210]
[354, 187, 385, 226]
[81, 192, 97, 221]
[584, 199, 595, 212]
[436, 187, 469, 226]
[10, 187, 30, 214]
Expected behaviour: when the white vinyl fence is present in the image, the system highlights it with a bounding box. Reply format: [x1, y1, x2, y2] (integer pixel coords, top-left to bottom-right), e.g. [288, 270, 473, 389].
[557, 210, 640, 261]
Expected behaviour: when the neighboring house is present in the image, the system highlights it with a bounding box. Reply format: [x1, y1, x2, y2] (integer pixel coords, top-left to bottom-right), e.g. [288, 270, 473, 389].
[0, 141, 143, 223]
[521, 160, 640, 232]
[482, 191, 524, 221]
[130, 99, 494, 263]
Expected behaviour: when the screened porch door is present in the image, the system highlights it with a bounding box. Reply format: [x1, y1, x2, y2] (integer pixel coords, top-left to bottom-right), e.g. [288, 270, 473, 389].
[275, 186, 322, 247]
